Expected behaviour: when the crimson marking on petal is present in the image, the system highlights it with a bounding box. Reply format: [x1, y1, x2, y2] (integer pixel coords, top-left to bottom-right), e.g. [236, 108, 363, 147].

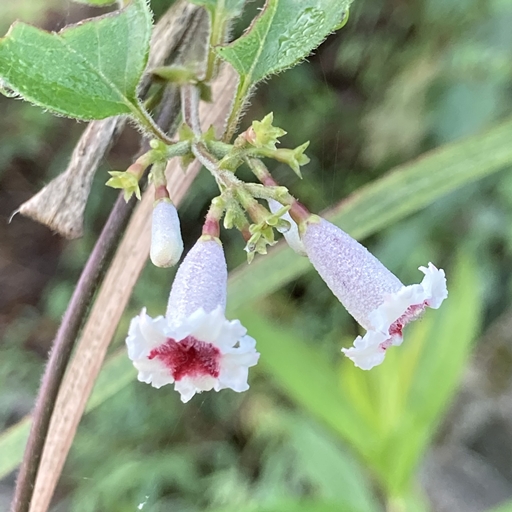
[148, 336, 221, 381]
[380, 301, 428, 351]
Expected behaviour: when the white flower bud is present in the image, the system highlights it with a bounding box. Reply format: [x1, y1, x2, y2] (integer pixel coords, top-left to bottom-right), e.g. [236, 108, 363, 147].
[267, 199, 307, 256]
[150, 199, 184, 268]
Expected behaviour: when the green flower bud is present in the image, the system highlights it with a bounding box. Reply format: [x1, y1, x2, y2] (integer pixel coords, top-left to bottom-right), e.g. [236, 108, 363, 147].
[106, 171, 141, 202]
[245, 113, 287, 150]
[272, 141, 310, 177]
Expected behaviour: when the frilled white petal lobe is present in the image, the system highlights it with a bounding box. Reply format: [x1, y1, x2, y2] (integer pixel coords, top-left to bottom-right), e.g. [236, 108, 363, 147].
[217, 363, 250, 392]
[150, 200, 184, 268]
[368, 263, 447, 333]
[126, 308, 167, 360]
[342, 330, 394, 370]
[343, 263, 447, 370]
[368, 284, 425, 333]
[267, 199, 307, 256]
[190, 306, 226, 343]
[419, 263, 448, 308]
[210, 319, 248, 351]
[217, 335, 259, 391]
[174, 378, 207, 403]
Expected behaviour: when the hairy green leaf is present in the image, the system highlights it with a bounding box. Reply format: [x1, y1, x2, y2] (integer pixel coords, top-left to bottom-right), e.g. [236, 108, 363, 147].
[216, 0, 352, 87]
[0, 0, 152, 119]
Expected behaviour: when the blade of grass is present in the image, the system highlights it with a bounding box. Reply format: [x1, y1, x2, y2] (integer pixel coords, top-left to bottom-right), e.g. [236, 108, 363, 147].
[339, 252, 481, 494]
[228, 116, 512, 306]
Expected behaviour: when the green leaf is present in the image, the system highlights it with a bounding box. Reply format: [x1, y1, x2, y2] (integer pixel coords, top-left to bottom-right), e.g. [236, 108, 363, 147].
[211, 501, 355, 512]
[0, 418, 31, 479]
[216, 0, 352, 87]
[286, 416, 379, 512]
[0, 0, 152, 120]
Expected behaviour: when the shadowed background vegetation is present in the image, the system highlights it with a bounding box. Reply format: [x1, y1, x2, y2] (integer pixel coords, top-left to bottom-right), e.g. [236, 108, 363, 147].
[2, 0, 512, 511]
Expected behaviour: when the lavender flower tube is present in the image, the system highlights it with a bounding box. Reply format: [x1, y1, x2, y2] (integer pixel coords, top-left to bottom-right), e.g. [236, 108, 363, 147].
[302, 217, 447, 370]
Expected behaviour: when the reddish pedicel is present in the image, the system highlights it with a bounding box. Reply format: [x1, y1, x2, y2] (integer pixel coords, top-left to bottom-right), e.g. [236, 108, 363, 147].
[148, 336, 221, 381]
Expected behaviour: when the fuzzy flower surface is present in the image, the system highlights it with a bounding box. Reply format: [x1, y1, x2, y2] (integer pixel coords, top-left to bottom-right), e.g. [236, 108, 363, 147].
[127, 236, 259, 402]
[302, 217, 448, 370]
[150, 199, 184, 268]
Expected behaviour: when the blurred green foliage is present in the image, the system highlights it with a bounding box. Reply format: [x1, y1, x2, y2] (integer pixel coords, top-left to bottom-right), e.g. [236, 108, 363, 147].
[2, 0, 512, 511]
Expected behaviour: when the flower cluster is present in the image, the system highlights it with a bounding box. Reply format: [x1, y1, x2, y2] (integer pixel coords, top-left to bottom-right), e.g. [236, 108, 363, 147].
[124, 112, 448, 404]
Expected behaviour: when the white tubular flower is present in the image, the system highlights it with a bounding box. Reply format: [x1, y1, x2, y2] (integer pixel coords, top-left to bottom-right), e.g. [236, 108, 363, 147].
[301, 217, 448, 370]
[127, 236, 259, 403]
[150, 198, 184, 268]
[267, 199, 307, 256]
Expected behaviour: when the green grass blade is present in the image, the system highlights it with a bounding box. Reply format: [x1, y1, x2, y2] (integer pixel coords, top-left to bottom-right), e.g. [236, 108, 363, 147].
[347, 252, 482, 494]
[228, 116, 512, 307]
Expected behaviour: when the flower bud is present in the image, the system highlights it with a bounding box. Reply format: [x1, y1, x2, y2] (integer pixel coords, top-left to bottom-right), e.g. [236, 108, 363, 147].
[150, 199, 184, 268]
[267, 199, 306, 256]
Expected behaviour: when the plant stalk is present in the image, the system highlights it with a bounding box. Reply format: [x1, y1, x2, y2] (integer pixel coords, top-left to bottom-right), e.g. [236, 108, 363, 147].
[10, 192, 137, 512]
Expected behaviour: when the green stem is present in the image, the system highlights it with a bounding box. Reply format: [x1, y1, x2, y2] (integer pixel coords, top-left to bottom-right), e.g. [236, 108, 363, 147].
[246, 157, 311, 224]
[223, 78, 250, 142]
[243, 183, 292, 203]
[246, 157, 275, 186]
[205, 6, 228, 82]
[191, 141, 241, 190]
[206, 140, 233, 158]
[164, 140, 192, 159]
[131, 103, 175, 144]
[235, 186, 269, 224]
